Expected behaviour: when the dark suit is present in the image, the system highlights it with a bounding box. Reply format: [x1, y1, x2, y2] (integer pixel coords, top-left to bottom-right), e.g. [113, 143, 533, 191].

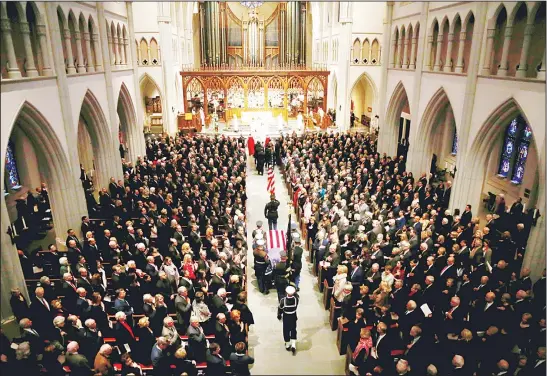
[349, 266, 364, 285]
[65, 353, 92, 376]
[206, 350, 226, 376]
[115, 321, 136, 351]
[175, 295, 192, 329]
[229, 353, 254, 376]
[150, 345, 171, 374]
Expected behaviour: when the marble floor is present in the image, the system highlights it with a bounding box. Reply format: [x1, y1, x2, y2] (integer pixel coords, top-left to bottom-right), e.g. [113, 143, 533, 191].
[244, 156, 346, 375]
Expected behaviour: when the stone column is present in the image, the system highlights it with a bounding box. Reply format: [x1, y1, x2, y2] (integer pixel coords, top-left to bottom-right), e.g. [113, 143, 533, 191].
[496, 26, 513, 76]
[1, 202, 29, 322]
[402, 33, 409, 68]
[74, 26, 86, 73]
[454, 31, 466, 73]
[63, 28, 77, 74]
[36, 24, 53, 76]
[443, 33, 454, 72]
[480, 28, 495, 75]
[377, 2, 394, 154]
[397, 34, 404, 68]
[107, 33, 115, 66]
[389, 33, 396, 68]
[122, 37, 128, 67]
[537, 49, 546, 80]
[1, 16, 22, 78]
[91, 33, 103, 71]
[433, 33, 443, 71]
[409, 34, 417, 69]
[113, 29, 120, 66]
[424, 34, 433, 70]
[336, 2, 353, 132]
[515, 23, 534, 78]
[19, 21, 39, 77]
[83, 31, 95, 72]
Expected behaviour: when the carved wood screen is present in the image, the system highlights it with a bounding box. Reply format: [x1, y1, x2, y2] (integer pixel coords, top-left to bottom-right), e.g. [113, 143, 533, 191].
[247, 76, 265, 109]
[186, 77, 204, 107]
[267, 76, 285, 108]
[226, 77, 244, 109]
[306, 77, 325, 109]
[206, 77, 225, 116]
[287, 76, 304, 115]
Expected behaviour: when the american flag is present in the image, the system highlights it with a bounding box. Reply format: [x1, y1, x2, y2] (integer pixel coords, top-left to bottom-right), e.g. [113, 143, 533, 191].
[267, 166, 275, 194]
[267, 229, 286, 263]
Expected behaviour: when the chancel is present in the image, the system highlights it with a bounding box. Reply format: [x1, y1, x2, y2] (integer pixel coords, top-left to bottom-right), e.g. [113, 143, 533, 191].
[1, 1, 545, 376]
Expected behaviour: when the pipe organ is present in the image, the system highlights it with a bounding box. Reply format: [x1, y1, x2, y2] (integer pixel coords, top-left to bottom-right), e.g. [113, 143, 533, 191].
[198, 2, 308, 68]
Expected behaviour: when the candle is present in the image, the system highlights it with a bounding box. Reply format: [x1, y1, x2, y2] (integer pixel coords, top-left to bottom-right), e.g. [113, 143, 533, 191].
[12, 224, 17, 236]
[22, 216, 27, 229]
[445, 162, 448, 169]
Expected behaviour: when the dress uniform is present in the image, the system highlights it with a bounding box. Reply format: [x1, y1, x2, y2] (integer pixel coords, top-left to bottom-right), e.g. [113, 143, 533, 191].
[253, 240, 269, 294]
[264, 195, 280, 230]
[273, 251, 290, 301]
[278, 285, 299, 354]
[291, 233, 304, 289]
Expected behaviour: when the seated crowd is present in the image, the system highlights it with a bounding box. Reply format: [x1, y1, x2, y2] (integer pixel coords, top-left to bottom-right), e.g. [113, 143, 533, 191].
[4, 134, 255, 376]
[281, 132, 546, 376]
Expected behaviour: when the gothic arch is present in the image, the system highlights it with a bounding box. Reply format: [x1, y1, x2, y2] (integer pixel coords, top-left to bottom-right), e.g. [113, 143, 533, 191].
[78, 89, 115, 189]
[117, 83, 140, 162]
[413, 87, 457, 174]
[3, 101, 85, 237]
[349, 71, 378, 113]
[382, 81, 411, 157]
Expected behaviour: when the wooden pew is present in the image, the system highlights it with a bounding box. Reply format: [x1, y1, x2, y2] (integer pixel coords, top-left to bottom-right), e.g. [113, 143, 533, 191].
[329, 297, 341, 330]
[318, 267, 325, 292]
[336, 323, 349, 355]
[344, 344, 352, 375]
[322, 280, 332, 310]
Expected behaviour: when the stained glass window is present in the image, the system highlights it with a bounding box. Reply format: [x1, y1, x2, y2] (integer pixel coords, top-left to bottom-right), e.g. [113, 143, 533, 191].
[451, 128, 458, 155]
[5, 140, 21, 190]
[497, 116, 533, 184]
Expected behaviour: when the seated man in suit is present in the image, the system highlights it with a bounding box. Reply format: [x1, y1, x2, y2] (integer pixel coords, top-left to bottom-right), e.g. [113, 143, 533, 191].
[206, 342, 227, 376]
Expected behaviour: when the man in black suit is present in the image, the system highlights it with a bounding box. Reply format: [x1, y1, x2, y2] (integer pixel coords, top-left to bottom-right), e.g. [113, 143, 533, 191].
[211, 289, 229, 319]
[19, 318, 43, 355]
[421, 276, 439, 310]
[404, 326, 431, 375]
[389, 279, 408, 315]
[438, 256, 458, 284]
[348, 260, 364, 285]
[364, 263, 381, 290]
[114, 311, 137, 352]
[214, 313, 232, 359]
[471, 292, 498, 332]
[373, 322, 392, 369]
[460, 205, 473, 228]
[524, 347, 546, 376]
[442, 296, 467, 336]
[206, 342, 227, 376]
[75, 288, 92, 320]
[398, 300, 423, 342]
[83, 318, 104, 363]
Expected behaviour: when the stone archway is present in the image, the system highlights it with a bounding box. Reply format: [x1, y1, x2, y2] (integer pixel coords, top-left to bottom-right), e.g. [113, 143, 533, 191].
[348, 72, 378, 130]
[78, 89, 119, 191]
[1, 102, 87, 316]
[139, 73, 164, 133]
[410, 87, 457, 178]
[117, 83, 144, 163]
[381, 81, 410, 158]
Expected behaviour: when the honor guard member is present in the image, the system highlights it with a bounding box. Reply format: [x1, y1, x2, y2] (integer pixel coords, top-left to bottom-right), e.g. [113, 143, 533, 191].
[273, 251, 290, 301]
[264, 194, 280, 230]
[278, 285, 299, 354]
[291, 233, 304, 290]
[252, 221, 265, 239]
[252, 232, 265, 251]
[253, 239, 269, 295]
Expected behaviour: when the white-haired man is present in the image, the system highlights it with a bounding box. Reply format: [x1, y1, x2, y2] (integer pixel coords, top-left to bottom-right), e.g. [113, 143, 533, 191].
[83, 318, 103, 361]
[209, 267, 227, 295]
[65, 341, 92, 374]
[114, 311, 136, 350]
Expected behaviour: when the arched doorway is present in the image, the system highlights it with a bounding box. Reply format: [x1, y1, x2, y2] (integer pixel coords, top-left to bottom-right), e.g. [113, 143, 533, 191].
[77, 90, 117, 193]
[349, 73, 376, 129]
[117, 83, 142, 163]
[2, 102, 87, 251]
[140, 73, 163, 133]
[382, 81, 410, 158]
[412, 88, 457, 181]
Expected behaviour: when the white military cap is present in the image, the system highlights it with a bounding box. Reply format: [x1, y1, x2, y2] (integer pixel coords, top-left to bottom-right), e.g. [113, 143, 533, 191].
[256, 239, 265, 246]
[285, 286, 296, 295]
[255, 232, 263, 240]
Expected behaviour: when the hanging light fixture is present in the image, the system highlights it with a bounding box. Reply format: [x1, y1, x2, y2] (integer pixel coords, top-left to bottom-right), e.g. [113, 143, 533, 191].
[240, 1, 263, 9]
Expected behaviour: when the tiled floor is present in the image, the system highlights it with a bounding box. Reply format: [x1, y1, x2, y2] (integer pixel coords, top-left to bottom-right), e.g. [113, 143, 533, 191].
[244, 156, 346, 375]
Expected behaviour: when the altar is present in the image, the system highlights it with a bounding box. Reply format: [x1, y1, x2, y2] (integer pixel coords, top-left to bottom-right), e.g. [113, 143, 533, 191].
[181, 68, 330, 124]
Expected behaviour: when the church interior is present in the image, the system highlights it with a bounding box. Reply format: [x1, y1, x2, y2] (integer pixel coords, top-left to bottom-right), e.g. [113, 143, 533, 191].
[1, 1, 546, 375]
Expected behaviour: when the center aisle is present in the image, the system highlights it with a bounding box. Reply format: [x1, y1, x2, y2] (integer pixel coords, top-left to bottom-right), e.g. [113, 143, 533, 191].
[245, 157, 346, 375]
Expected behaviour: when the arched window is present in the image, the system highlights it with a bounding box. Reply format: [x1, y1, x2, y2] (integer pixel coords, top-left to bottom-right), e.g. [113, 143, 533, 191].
[451, 128, 458, 155]
[497, 116, 532, 184]
[5, 140, 21, 190]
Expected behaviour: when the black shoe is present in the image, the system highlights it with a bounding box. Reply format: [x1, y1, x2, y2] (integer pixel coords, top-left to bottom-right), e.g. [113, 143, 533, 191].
[291, 346, 296, 355]
[265, 290, 270, 295]
[286, 346, 291, 351]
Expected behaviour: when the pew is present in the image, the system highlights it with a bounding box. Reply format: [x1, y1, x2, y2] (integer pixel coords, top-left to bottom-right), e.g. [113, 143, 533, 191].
[336, 323, 349, 355]
[322, 280, 332, 310]
[329, 297, 341, 330]
[318, 267, 325, 292]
